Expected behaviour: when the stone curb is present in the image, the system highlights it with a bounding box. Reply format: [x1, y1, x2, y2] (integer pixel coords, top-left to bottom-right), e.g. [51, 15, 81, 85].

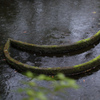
[4, 37, 100, 75]
[9, 30, 100, 54]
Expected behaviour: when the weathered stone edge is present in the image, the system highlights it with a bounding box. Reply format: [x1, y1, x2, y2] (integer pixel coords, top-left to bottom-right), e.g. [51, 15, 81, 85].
[10, 30, 100, 54]
[4, 39, 100, 75]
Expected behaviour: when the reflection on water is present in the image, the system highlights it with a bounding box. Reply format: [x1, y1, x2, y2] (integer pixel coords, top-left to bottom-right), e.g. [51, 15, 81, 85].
[0, 0, 100, 100]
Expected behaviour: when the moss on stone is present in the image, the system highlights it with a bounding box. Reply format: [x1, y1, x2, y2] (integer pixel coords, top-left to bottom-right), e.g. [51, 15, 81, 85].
[9, 30, 100, 54]
[3, 38, 100, 75]
[3, 30, 100, 75]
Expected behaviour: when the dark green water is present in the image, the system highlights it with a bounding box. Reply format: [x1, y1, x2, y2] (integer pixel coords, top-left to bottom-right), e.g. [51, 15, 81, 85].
[0, 0, 100, 100]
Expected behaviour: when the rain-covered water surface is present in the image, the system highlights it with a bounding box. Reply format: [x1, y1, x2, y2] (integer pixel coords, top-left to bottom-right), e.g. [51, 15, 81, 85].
[10, 44, 100, 68]
[1, 0, 100, 100]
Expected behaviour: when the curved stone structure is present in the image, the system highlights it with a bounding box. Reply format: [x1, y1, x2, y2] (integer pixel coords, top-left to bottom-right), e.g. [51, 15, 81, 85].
[4, 38, 100, 75]
[10, 30, 100, 54]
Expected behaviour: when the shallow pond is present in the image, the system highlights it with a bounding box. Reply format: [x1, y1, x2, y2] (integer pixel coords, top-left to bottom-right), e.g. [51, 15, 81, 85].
[0, 0, 100, 100]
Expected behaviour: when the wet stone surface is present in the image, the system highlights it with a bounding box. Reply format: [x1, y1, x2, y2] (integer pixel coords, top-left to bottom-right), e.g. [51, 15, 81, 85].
[1, 0, 100, 100]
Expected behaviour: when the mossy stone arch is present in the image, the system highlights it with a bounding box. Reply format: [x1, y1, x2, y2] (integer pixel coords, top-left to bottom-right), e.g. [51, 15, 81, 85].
[9, 30, 100, 54]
